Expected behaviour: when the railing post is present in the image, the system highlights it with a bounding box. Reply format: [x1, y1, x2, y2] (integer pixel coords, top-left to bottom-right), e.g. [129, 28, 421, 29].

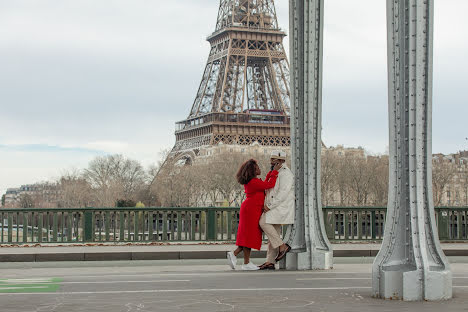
[207, 209, 216, 240]
[227, 211, 232, 240]
[457, 210, 462, 240]
[119, 211, 125, 241]
[437, 209, 449, 240]
[53, 212, 58, 242]
[23, 213, 28, 243]
[343, 211, 349, 240]
[162, 212, 168, 240]
[148, 211, 154, 241]
[84, 210, 94, 242]
[323, 209, 333, 240]
[463, 209, 467, 239]
[191, 212, 196, 240]
[134, 211, 139, 241]
[371, 210, 376, 240]
[7, 213, 13, 243]
[38, 213, 43, 243]
[177, 212, 182, 241]
[67, 212, 73, 242]
[357, 211, 362, 240]
[105, 211, 110, 242]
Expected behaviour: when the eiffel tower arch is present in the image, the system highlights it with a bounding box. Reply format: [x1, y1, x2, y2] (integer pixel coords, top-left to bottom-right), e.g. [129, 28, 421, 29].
[168, 0, 291, 165]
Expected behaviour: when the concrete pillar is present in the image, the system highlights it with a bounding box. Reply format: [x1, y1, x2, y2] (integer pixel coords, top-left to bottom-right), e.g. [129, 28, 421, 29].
[372, 0, 452, 301]
[284, 0, 332, 270]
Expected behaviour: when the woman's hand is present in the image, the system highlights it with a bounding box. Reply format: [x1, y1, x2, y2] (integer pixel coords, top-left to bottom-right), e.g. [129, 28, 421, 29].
[273, 162, 282, 171]
[263, 203, 270, 212]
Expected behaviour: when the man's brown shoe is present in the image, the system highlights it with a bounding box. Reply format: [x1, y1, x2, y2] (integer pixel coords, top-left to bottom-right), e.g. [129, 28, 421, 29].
[258, 263, 275, 270]
[274, 244, 291, 262]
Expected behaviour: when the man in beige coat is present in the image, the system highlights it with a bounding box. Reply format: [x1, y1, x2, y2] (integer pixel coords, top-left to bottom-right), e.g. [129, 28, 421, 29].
[258, 150, 295, 270]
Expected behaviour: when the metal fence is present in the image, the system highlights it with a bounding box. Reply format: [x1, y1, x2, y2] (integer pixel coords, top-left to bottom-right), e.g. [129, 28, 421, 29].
[0, 206, 466, 244]
[322, 207, 468, 241]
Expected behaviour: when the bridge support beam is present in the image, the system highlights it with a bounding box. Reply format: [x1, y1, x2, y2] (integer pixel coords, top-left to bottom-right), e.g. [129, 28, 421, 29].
[372, 0, 452, 301]
[284, 0, 332, 270]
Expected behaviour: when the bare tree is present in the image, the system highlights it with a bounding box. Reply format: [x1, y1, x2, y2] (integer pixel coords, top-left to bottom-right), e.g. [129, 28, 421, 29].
[208, 153, 246, 206]
[319, 152, 389, 207]
[195, 162, 220, 206]
[462, 169, 468, 206]
[153, 156, 195, 207]
[83, 154, 148, 207]
[321, 150, 339, 206]
[147, 149, 173, 206]
[346, 157, 375, 206]
[432, 161, 457, 206]
[335, 156, 352, 206]
[148, 149, 171, 187]
[174, 165, 199, 207]
[19, 193, 34, 208]
[370, 156, 389, 206]
[152, 151, 272, 207]
[58, 170, 93, 208]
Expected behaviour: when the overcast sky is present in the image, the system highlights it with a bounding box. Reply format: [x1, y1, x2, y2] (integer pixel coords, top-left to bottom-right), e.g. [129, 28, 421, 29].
[0, 0, 467, 196]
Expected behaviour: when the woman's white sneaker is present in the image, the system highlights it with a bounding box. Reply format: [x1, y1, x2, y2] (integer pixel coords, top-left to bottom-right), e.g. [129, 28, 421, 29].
[227, 251, 237, 270]
[241, 262, 260, 270]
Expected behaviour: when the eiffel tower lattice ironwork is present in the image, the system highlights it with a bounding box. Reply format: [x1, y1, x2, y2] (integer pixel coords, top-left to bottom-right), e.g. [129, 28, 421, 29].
[171, 0, 291, 159]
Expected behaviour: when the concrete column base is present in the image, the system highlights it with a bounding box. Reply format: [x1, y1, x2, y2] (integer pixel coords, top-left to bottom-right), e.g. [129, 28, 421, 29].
[373, 268, 452, 301]
[283, 248, 333, 270]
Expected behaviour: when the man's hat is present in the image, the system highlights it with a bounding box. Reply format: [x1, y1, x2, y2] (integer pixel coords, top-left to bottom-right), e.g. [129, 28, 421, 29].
[270, 150, 287, 160]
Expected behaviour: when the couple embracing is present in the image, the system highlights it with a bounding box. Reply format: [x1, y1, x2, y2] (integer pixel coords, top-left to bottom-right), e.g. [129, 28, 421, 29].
[227, 150, 294, 270]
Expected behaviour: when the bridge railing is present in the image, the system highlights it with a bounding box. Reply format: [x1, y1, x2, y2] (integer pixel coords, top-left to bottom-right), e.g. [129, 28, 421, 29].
[0, 206, 466, 244]
[0, 207, 240, 244]
[322, 207, 468, 241]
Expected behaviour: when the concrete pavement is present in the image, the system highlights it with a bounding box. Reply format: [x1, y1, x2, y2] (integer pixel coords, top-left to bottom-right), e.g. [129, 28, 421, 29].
[0, 259, 467, 311]
[0, 242, 467, 262]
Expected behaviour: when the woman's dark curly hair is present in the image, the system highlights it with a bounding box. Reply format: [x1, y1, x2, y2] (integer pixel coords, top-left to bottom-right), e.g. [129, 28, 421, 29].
[236, 159, 258, 185]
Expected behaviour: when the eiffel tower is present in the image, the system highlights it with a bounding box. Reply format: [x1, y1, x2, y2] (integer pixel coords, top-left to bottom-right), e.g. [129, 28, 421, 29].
[170, 0, 290, 163]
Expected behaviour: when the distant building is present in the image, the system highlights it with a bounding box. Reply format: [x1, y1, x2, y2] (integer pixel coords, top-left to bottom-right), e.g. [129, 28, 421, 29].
[2, 183, 60, 208]
[4, 188, 21, 205]
[324, 144, 366, 158]
[433, 151, 468, 206]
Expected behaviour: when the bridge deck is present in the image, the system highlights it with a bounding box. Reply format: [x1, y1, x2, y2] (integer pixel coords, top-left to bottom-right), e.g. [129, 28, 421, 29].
[0, 259, 467, 311]
[0, 243, 468, 262]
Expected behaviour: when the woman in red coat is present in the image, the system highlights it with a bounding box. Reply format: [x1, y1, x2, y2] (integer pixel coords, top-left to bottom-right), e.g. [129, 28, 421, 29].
[227, 159, 280, 270]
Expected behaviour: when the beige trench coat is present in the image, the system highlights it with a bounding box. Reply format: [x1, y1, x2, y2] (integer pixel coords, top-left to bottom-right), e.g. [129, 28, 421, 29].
[264, 165, 295, 224]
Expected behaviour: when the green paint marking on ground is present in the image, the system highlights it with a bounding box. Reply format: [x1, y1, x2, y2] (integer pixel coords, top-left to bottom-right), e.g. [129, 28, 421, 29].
[0, 278, 62, 293]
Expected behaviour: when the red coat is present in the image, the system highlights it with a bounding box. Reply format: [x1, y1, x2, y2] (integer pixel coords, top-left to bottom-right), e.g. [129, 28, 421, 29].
[236, 170, 278, 250]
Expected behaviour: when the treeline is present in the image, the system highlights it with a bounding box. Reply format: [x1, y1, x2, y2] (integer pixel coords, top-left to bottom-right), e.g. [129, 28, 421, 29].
[46, 152, 262, 208]
[4, 149, 466, 208]
[57, 154, 154, 208]
[321, 150, 389, 206]
[154, 152, 269, 207]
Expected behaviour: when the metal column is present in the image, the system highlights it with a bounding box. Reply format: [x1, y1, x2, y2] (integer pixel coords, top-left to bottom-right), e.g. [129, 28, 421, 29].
[372, 0, 452, 300]
[285, 0, 332, 270]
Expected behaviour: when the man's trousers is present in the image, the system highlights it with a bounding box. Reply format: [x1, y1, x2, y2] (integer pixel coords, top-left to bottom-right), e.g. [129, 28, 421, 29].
[259, 213, 283, 263]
